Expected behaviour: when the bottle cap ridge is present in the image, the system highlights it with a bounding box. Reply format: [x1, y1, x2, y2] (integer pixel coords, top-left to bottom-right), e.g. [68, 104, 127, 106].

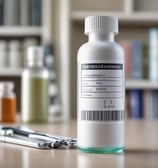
[85, 16, 118, 35]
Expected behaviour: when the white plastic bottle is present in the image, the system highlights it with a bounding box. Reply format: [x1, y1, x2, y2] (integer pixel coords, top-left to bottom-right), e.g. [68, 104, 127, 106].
[8, 40, 22, 68]
[0, 41, 8, 68]
[77, 16, 125, 153]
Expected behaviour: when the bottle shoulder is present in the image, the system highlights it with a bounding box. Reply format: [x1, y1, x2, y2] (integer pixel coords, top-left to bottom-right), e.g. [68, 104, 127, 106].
[22, 67, 49, 79]
[77, 41, 124, 61]
[0, 91, 15, 98]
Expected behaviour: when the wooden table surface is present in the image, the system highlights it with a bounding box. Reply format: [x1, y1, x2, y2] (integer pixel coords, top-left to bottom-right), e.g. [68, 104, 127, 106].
[0, 120, 158, 168]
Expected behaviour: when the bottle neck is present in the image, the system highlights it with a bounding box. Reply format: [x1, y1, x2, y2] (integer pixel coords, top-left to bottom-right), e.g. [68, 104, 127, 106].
[0, 89, 15, 98]
[88, 32, 114, 42]
[28, 60, 43, 68]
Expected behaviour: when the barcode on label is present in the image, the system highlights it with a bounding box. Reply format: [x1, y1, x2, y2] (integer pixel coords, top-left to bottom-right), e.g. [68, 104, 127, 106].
[81, 110, 124, 121]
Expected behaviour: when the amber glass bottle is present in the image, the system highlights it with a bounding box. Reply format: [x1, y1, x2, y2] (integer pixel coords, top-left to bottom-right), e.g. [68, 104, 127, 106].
[0, 82, 16, 122]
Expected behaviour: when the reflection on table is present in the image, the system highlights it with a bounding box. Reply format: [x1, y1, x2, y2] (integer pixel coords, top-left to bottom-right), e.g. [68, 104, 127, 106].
[0, 120, 158, 168]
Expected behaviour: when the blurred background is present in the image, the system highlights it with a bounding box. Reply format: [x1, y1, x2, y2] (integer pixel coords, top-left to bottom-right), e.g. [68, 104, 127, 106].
[0, 0, 158, 121]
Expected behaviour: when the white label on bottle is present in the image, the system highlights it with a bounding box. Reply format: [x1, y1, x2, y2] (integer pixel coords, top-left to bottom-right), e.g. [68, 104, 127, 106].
[79, 62, 125, 122]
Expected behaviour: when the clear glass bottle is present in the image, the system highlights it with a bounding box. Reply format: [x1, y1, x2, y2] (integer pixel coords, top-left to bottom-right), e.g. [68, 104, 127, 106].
[0, 82, 16, 122]
[44, 44, 62, 122]
[77, 16, 125, 153]
[21, 46, 49, 123]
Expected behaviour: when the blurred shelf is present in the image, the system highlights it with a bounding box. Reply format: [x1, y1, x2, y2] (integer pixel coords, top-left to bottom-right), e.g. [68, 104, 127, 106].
[0, 68, 22, 76]
[71, 11, 158, 25]
[0, 26, 42, 36]
[126, 79, 158, 89]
